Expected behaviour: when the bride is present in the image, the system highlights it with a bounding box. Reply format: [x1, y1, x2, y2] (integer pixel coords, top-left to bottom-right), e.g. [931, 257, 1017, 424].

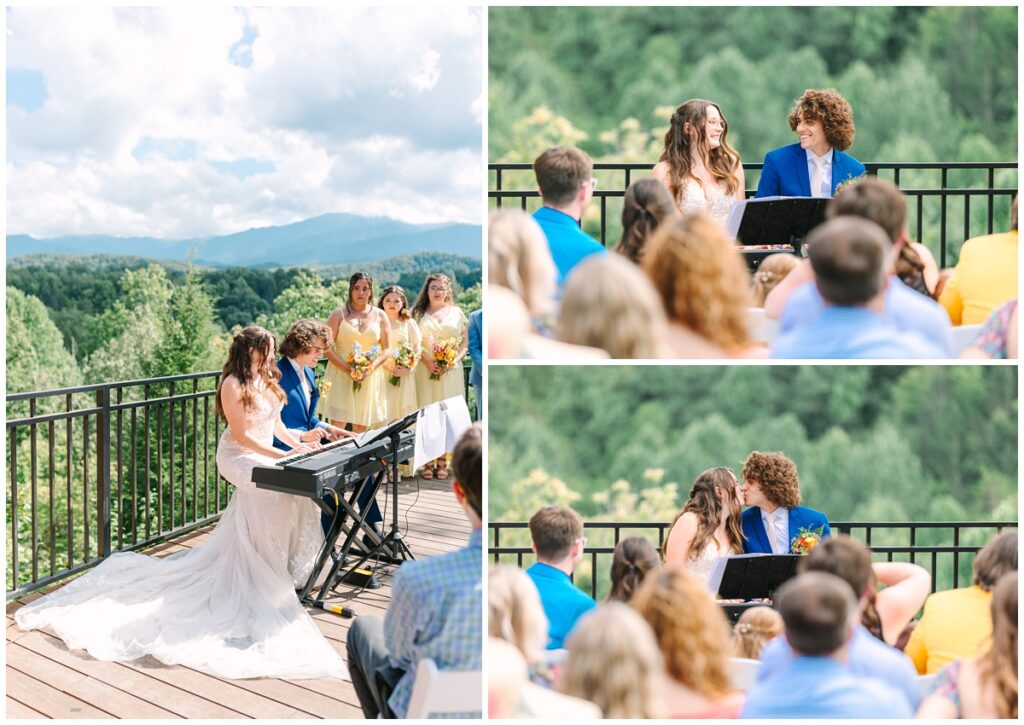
[662, 467, 745, 586]
[15, 326, 348, 680]
[652, 99, 746, 229]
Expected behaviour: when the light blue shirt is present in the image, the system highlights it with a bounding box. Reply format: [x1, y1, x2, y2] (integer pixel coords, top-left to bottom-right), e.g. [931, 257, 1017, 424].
[532, 206, 605, 287]
[758, 624, 922, 711]
[806, 147, 834, 198]
[743, 655, 914, 718]
[525, 562, 597, 649]
[772, 305, 947, 359]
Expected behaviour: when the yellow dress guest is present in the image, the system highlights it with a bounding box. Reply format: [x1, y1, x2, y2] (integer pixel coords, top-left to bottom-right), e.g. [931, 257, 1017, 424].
[938, 228, 1018, 325]
[415, 305, 469, 405]
[903, 584, 993, 675]
[382, 317, 421, 422]
[322, 316, 387, 428]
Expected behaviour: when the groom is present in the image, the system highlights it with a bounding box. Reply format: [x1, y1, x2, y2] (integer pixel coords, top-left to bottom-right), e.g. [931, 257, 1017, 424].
[739, 451, 830, 555]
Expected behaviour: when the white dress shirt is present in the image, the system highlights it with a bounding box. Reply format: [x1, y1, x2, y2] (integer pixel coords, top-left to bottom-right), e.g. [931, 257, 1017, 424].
[288, 357, 312, 408]
[805, 147, 834, 198]
[760, 507, 791, 554]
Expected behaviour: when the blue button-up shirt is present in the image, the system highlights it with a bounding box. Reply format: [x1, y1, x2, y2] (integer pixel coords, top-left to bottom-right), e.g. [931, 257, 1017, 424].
[771, 305, 948, 359]
[532, 206, 605, 287]
[384, 527, 482, 717]
[525, 562, 597, 649]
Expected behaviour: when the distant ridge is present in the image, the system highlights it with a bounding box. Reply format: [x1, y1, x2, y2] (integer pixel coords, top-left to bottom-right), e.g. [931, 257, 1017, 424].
[7, 213, 482, 266]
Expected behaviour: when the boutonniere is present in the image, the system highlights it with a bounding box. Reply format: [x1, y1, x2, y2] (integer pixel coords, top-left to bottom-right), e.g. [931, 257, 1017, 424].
[791, 525, 825, 554]
[317, 379, 332, 397]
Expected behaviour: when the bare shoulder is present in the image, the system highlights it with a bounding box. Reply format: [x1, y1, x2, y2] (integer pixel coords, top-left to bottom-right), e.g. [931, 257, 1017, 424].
[652, 161, 669, 181]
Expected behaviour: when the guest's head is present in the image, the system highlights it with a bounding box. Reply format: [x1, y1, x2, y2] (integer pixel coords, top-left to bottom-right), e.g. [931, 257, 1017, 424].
[377, 285, 411, 322]
[216, 326, 284, 420]
[529, 506, 585, 570]
[777, 571, 858, 657]
[751, 253, 800, 307]
[614, 178, 678, 264]
[487, 637, 528, 719]
[741, 451, 801, 510]
[659, 99, 741, 199]
[560, 603, 665, 719]
[488, 209, 557, 317]
[488, 565, 548, 666]
[972, 531, 1018, 591]
[807, 216, 890, 306]
[558, 253, 669, 358]
[411, 272, 454, 319]
[733, 605, 784, 660]
[533, 146, 594, 216]
[664, 467, 744, 561]
[487, 285, 530, 359]
[451, 423, 482, 526]
[608, 536, 661, 603]
[632, 567, 734, 700]
[798, 535, 873, 602]
[347, 272, 375, 309]
[788, 88, 856, 153]
[279, 319, 331, 367]
[643, 214, 752, 354]
[981, 572, 1018, 719]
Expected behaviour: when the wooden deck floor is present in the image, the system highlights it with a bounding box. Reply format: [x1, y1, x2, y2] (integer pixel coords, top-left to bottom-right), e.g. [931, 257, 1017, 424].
[6, 478, 471, 719]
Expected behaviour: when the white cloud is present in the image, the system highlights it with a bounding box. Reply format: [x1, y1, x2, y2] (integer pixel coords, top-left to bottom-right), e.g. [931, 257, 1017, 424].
[6, 6, 482, 238]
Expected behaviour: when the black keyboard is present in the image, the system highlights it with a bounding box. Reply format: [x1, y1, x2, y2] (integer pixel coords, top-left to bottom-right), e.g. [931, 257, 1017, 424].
[253, 429, 415, 499]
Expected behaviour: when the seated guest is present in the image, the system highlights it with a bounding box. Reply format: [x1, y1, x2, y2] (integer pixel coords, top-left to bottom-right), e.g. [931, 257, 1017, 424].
[346, 424, 482, 718]
[739, 451, 831, 555]
[917, 572, 1018, 719]
[766, 178, 952, 354]
[632, 567, 745, 718]
[755, 88, 865, 199]
[607, 536, 661, 602]
[560, 603, 666, 718]
[939, 194, 1018, 325]
[525, 506, 597, 649]
[643, 214, 756, 358]
[770, 217, 947, 358]
[742, 572, 913, 717]
[488, 565, 552, 687]
[733, 606, 783, 661]
[905, 531, 1018, 674]
[531, 146, 605, 287]
[759, 536, 922, 711]
[961, 299, 1018, 359]
[557, 254, 671, 358]
[751, 253, 799, 308]
[613, 178, 678, 264]
[863, 559, 932, 648]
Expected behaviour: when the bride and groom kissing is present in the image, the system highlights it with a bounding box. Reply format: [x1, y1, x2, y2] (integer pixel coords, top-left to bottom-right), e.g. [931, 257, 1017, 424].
[663, 451, 831, 585]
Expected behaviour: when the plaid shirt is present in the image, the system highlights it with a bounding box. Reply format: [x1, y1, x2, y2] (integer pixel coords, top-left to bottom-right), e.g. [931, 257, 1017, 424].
[384, 527, 482, 717]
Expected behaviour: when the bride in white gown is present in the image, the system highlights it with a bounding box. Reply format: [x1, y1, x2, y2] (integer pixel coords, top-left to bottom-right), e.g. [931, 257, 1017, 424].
[15, 326, 348, 680]
[662, 467, 745, 587]
[652, 99, 746, 229]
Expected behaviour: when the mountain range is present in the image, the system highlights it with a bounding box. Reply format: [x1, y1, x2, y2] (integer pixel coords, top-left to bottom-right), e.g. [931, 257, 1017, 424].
[7, 213, 481, 267]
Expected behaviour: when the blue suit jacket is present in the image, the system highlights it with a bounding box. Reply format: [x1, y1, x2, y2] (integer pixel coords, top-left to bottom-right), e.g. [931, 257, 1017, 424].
[742, 505, 831, 554]
[467, 309, 482, 389]
[755, 143, 865, 198]
[273, 357, 325, 450]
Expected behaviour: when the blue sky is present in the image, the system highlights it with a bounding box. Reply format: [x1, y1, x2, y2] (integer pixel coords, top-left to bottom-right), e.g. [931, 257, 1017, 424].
[6, 7, 482, 238]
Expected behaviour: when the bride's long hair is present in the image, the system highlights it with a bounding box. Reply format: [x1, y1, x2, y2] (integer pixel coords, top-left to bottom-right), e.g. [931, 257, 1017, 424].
[216, 326, 286, 420]
[659, 99, 741, 200]
[662, 467, 745, 561]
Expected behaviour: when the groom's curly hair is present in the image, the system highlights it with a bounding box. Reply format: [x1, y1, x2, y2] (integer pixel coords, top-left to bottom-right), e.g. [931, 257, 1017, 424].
[788, 89, 856, 151]
[742, 451, 801, 509]
[279, 319, 331, 359]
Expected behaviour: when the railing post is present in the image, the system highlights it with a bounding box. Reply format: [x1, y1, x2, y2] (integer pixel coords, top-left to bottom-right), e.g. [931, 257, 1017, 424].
[96, 387, 112, 559]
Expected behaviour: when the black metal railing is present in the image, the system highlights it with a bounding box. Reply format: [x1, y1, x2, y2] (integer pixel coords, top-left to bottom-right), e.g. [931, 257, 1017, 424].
[6, 364, 475, 600]
[488, 520, 1018, 601]
[489, 161, 1018, 267]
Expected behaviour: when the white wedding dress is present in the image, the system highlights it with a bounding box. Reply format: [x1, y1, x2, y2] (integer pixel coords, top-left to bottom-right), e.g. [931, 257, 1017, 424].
[15, 387, 348, 680]
[678, 178, 736, 229]
[686, 538, 727, 586]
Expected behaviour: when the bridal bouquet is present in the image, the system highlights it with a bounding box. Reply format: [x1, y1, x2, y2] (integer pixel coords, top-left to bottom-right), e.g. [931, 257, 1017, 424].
[347, 342, 381, 392]
[790, 525, 826, 555]
[388, 342, 417, 387]
[429, 337, 460, 381]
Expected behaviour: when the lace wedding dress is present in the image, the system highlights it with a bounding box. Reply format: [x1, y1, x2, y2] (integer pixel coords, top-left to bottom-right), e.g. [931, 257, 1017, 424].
[678, 178, 736, 229]
[15, 387, 348, 680]
[686, 538, 728, 586]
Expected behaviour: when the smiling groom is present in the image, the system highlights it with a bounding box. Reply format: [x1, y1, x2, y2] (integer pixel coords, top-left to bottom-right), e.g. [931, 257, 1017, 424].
[739, 451, 831, 555]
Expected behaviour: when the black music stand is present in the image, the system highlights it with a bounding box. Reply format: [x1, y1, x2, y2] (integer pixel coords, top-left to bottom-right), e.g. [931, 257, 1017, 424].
[732, 196, 828, 264]
[712, 553, 800, 603]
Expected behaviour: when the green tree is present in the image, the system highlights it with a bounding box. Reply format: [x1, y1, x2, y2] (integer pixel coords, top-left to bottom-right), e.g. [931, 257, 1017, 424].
[6, 288, 82, 395]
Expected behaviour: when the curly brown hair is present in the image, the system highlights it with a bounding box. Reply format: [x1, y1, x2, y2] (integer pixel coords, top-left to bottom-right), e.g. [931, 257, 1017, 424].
[788, 89, 856, 151]
[642, 214, 752, 353]
[659, 99, 742, 198]
[279, 319, 331, 359]
[631, 567, 734, 699]
[742, 451, 801, 509]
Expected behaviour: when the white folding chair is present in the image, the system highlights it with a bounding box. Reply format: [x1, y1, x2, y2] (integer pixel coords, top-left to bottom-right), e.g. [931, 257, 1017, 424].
[951, 323, 983, 356]
[405, 658, 483, 719]
[728, 656, 762, 691]
[747, 307, 779, 345]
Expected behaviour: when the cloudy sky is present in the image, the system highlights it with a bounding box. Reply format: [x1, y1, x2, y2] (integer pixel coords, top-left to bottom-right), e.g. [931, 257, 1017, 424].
[6, 6, 482, 238]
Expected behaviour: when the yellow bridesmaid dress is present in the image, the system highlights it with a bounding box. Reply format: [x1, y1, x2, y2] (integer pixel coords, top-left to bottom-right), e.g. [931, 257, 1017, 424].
[415, 306, 468, 406]
[321, 316, 386, 427]
[382, 317, 421, 422]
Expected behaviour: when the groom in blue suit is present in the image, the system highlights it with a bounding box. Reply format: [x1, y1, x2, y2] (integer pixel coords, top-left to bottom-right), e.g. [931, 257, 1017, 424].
[739, 451, 830, 554]
[756, 89, 865, 199]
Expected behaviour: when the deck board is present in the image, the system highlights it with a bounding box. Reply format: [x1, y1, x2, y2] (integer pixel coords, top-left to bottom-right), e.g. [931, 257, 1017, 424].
[6, 478, 468, 719]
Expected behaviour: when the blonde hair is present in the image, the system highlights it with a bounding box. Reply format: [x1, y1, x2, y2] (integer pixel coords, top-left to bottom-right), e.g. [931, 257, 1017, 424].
[751, 253, 800, 307]
[643, 214, 752, 353]
[632, 566, 734, 699]
[560, 603, 665, 719]
[488, 209, 556, 316]
[488, 565, 549, 666]
[732, 606, 783, 660]
[557, 254, 669, 358]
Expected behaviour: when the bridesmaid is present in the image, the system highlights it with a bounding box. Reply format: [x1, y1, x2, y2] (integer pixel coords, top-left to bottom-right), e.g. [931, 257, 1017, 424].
[321, 272, 390, 432]
[412, 273, 468, 479]
[378, 285, 421, 422]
